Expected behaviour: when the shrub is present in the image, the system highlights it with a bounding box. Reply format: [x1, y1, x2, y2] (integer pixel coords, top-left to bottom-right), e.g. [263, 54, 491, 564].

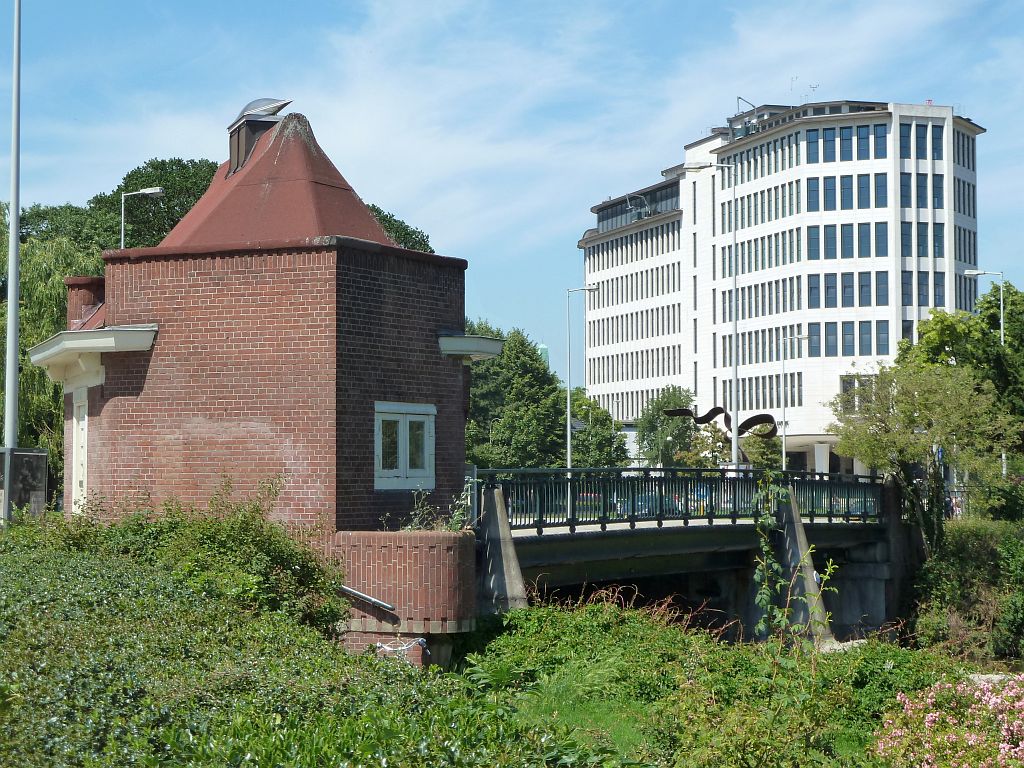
[0, 513, 621, 767]
[874, 675, 1024, 767]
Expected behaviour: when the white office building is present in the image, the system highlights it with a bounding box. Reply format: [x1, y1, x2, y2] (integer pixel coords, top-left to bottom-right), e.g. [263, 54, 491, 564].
[580, 100, 984, 472]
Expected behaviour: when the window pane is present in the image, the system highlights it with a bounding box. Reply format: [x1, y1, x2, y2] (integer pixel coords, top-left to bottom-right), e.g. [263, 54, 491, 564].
[825, 273, 837, 307]
[381, 419, 399, 470]
[859, 272, 871, 306]
[933, 174, 944, 209]
[857, 174, 870, 208]
[876, 320, 890, 354]
[874, 173, 887, 207]
[824, 176, 836, 210]
[808, 274, 820, 308]
[934, 223, 945, 259]
[857, 125, 870, 160]
[841, 175, 854, 209]
[807, 177, 820, 211]
[840, 126, 853, 160]
[902, 271, 913, 306]
[806, 129, 819, 163]
[824, 225, 837, 259]
[918, 271, 929, 306]
[859, 321, 872, 356]
[408, 419, 425, 470]
[858, 222, 871, 257]
[900, 173, 911, 207]
[841, 224, 854, 258]
[808, 226, 820, 259]
[842, 272, 854, 306]
[901, 222, 912, 258]
[823, 128, 836, 161]
[875, 222, 888, 257]
[825, 322, 838, 356]
[934, 271, 945, 307]
[900, 123, 912, 159]
[932, 124, 944, 160]
[843, 322, 855, 356]
[916, 174, 928, 209]
[876, 271, 889, 305]
[916, 123, 928, 159]
[918, 222, 929, 258]
[874, 124, 887, 158]
[808, 323, 822, 356]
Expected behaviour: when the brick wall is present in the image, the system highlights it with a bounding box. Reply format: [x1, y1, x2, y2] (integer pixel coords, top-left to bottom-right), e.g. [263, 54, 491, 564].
[336, 243, 467, 530]
[333, 529, 476, 635]
[85, 246, 338, 529]
[65, 276, 105, 329]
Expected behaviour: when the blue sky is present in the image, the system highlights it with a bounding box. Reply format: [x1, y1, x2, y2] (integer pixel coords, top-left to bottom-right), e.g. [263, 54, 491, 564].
[0, 0, 1021, 384]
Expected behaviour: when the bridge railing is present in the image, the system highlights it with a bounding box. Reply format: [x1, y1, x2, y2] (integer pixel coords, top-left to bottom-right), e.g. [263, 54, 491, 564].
[476, 467, 884, 535]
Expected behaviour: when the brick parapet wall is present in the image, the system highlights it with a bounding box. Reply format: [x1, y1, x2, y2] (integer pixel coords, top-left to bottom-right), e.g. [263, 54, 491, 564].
[335, 245, 467, 530]
[65, 276, 105, 329]
[333, 529, 476, 635]
[82, 247, 337, 529]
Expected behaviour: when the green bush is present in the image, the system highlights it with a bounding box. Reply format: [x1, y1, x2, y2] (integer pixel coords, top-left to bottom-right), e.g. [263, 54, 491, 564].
[914, 517, 1024, 659]
[0, 510, 621, 767]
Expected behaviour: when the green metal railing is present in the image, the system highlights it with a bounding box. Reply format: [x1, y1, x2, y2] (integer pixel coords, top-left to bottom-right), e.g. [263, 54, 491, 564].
[476, 467, 884, 535]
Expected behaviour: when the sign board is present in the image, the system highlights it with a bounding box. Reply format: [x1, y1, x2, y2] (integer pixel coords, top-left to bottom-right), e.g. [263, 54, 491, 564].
[0, 448, 48, 516]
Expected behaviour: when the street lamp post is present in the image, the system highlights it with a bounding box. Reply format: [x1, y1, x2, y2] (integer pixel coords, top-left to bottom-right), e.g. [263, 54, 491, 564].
[781, 333, 809, 472]
[965, 269, 1006, 476]
[2, 0, 20, 524]
[120, 187, 165, 249]
[683, 160, 738, 468]
[566, 286, 597, 519]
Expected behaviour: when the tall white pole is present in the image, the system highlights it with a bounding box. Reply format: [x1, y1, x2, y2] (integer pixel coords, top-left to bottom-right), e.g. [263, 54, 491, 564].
[999, 276, 1006, 477]
[730, 162, 739, 469]
[781, 336, 788, 472]
[3, 0, 21, 523]
[120, 192, 126, 249]
[566, 289, 572, 472]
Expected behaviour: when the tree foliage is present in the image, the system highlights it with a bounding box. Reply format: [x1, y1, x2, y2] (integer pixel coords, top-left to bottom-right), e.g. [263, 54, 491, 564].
[830, 361, 1020, 555]
[634, 386, 697, 467]
[367, 203, 434, 253]
[677, 423, 729, 469]
[465, 320, 626, 468]
[741, 424, 782, 471]
[569, 388, 629, 468]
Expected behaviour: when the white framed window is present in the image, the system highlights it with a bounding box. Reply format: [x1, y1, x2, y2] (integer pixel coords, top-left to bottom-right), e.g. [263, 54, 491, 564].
[374, 402, 436, 490]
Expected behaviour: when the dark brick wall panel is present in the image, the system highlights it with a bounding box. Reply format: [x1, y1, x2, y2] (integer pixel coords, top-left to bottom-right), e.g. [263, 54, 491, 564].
[335, 245, 466, 530]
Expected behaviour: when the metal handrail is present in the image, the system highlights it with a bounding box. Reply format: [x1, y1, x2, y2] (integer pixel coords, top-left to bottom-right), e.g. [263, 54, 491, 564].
[476, 467, 883, 535]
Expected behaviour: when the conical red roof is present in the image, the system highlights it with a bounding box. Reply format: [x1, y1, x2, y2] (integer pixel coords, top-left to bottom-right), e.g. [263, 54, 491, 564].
[160, 113, 395, 249]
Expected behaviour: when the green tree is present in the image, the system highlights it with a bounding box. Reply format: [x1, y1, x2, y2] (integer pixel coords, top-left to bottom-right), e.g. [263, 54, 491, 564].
[741, 424, 782, 471]
[85, 157, 220, 249]
[635, 386, 697, 467]
[830, 361, 1020, 555]
[465, 318, 508, 467]
[677, 422, 729, 469]
[0, 236, 104, 480]
[367, 203, 434, 252]
[569, 387, 629, 468]
[486, 331, 564, 468]
[900, 284, 1024, 425]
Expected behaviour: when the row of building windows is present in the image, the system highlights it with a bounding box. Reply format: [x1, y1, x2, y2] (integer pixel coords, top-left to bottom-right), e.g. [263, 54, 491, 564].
[898, 122, 944, 161]
[588, 303, 682, 348]
[807, 271, 890, 309]
[954, 178, 977, 218]
[720, 179, 804, 232]
[898, 172, 945, 209]
[899, 270, 947, 307]
[955, 274, 978, 311]
[718, 372, 804, 414]
[953, 128, 977, 171]
[590, 260, 682, 309]
[588, 344, 686, 386]
[807, 173, 889, 211]
[807, 124, 890, 164]
[717, 227, 804, 278]
[584, 221, 681, 274]
[898, 222, 946, 259]
[717, 277, 804, 323]
[720, 131, 802, 188]
[955, 225, 978, 266]
[596, 185, 680, 233]
[806, 320, 892, 358]
[808, 222, 890, 259]
[716, 323, 810, 369]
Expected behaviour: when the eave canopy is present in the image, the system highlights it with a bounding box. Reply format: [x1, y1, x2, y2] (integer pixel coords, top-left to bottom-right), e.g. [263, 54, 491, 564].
[28, 325, 157, 392]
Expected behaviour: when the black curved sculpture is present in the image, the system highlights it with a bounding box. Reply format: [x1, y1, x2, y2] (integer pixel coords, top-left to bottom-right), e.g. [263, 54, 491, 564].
[663, 406, 778, 439]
